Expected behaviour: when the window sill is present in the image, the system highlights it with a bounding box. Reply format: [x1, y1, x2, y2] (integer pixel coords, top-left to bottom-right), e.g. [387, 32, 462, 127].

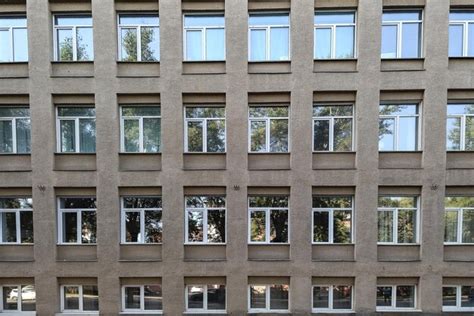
[119, 152, 161, 155]
[375, 309, 421, 313]
[184, 152, 226, 155]
[248, 60, 291, 74]
[56, 313, 99, 316]
[51, 61, 94, 64]
[443, 308, 474, 312]
[183, 60, 225, 63]
[0, 153, 31, 156]
[184, 243, 226, 246]
[2, 313, 36, 316]
[449, 57, 474, 60]
[312, 309, 354, 314]
[54, 152, 96, 155]
[381, 58, 424, 61]
[248, 310, 290, 314]
[378, 151, 422, 153]
[184, 311, 226, 314]
[313, 151, 355, 154]
[0, 61, 28, 64]
[248, 152, 290, 155]
[377, 243, 419, 246]
[120, 312, 162, 315]
[57, 243, 97, 246]
[120, 242, 162, 245]
[117, 60, 160, 64]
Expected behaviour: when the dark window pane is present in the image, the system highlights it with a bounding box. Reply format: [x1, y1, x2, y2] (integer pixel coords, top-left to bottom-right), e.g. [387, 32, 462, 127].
[123, 197, 162, 209]
[314, 120, 330, 151]
[270, 209, 288, 243]
[333, 210, 352, 243]
[2, 286, 18, 310]
[145, 210, 162, 243]
[250, 120, 266, 152]
[443, 287, 457, 306]
[250, 286, 266, 309]
[313, 286, 329, 308]
[83, 285, 99, 311]
[187, 286, 204, 309]
[444, 211, 458, 243]
[143, 117, 160, 153]
[397, 210, 416, 243]
[64, 286, 79, 310]
[378, 196, 417, 208]
[313, 211, 329, 242]
[250, 211, 266, 242]
[16, 118, 31, 153]
[396, 286, 415, 308]
[124, 287, 140, 309]
[125, 212, 141, 242]
[249, 196, 289, 208]
[461, 286, 474, 307]
[122, 106, 160, 117]
[447, 117, 461, 150]
[376, 286, 392, 307]
[60, 198, 96, 209]
[20, 211, 33, 243]
[270, 285, 289, 310]
[334, 118, 352, 151]
[188, 210, 204, 242]
[313, 196, 352, 208]
[1, 212, 17, 242]
[187, 121, 203, 152]
[207, 119, 225, 152]
[466, 116, 474, 150]
[186, 196, 225, 208]
[21, 285, 36, 311]
[378, 211, 393, 243]
[63, 212, 77, 243]
[144, 285, 162, 310]
[333, 286, 352, 309]
[79, 118, 96, 153]
[0, 120, 13, 153]
[462, 210, 474, 243]
[124, 119, 139, 152]
[81, 211, 96, 243]
[207, 285, 226, 310]
[208, 209, 226, 243]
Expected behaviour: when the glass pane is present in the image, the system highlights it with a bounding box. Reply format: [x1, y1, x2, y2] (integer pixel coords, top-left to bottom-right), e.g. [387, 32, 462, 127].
[186, 30, 202, 61]
[461, 286, 474, 307]
[1, 212, 16, 242]
[122, 106, 161, 117]
[270, 119, 288, 152]
[334, 286, 352, 309]
[379, 118, 395, 151]
[21, 285, 36, 311]
[186, 107, 225, 118]
[16, 118, 30, 153]
[141, 26, 159, 61]
[334, 210, 352, 243]
[20, 211, 33, 243]
[402, 23, 421, 58]
[64, 286, 80, 310]
[187, 210, 204, 242]
[335, 26, 354, 58]
[396, 286, 415, 308]
[381, 25, 397, 58]
[380, 104, 417, 116]
[250, 29, 266, 61]
[57, 29, 73, 61]
[315, 12, 355, 24]
[313, 196, 352, 208]
[270, 27, 289, 60]
[450, 11, 474, 21]
[270, 285, 289, 310]
[208, 209, 226, 243]
[81, 211, 96, 243]
[378, 211, 393, 242]
[144, 285, 162, 310]
[124, 119, 139, 152]
[184, 15, 224, 27]
[250, 211, 266, 242]
[76, 27, 93, 61]
[13, 28, 28, 61]
[379, 196, 417, 208]
[249, 196, 289, 208]
[334, 118, 352, 151]
[124, 287, 140, 309]
[249, 15, 289, 26]
[314, 120, 330, 151]
[186, 196, 225, 208]
[465, 116, 474, 150]
[2, 286, 18, 310]
[121, 28, 138, 61]
[398, 209, 416, 243]
[207, 119, 225, 152]
[445, 196, 474, 208]
[313, 286, 329, 308]
[145, 210, 162, 243]
[208, 285, 226, 310]
[119, 15, 159, 25]
[443, 287, 457, 306]
[313, 211, 329, 242]
[83, 285, 99, 311]
[187, 121, 203, 152]
[0, 30, 11, 61]
[0, 120, 13, 153]
[313, 105, 353, 117]
[377, 287, 392, 307]
[60, 120, 76, 152]
[462, 210, 474, 243]
[0, 107, 29, 118]
[206, 28, 225, 60]
[54, 16, 92, 26]
[63, 212, 77, 243]
[383, 11, 422, 22]
[123, 196, 162, 209]
[447, 117, 461, 150]
[250, 285, 266, 309]
[250, 120, 266, 152]
[143, 117, 160, 152]
[444, 210, 458, 242]
[58, 107, 95, 117]
[79, 118, 95, 153]
[125, 212, 141, 242]
[469, 23, 474, 56]
[449, 24, 463, 57]
[398, 116, 417, 150]
[315, 28, 331, 59]
[60, 197, 96, 209]
[270, 209, 288, 243]
[249, 107, 289, 118]
[448, 104, 474, 115]
[187, 286, 204, 309]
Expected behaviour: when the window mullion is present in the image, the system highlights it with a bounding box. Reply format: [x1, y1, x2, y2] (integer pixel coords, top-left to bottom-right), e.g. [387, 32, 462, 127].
[329, 209, 334, 243]
[78, 285, 83, 311]
[77, 210, 82, 244]
[203, 118, 208, 153]
[137, 26, 142, 61]
[10, 27, 14, 61]
[139, 117, 144, 152]
[457, 286, 461, 308]
[203, 208, 208, 243]
[266, 285, 270, 310]
[266, 118, 271, 152]
[329, 118, 334, 151]
[12, 118, 17, 153]
[392, 286, 396, 308]
[140, 209, 145, 243]
[459, 209, 464, 243]
[464, 22, 469, 57]
[394, 116, 399, 151]
[75, 118, 80, 153]
[393, 209, 398, 243]
[461, 116, 466, 150]
[331, 25, 336, 59]
[0, 212, 2, 243]
[266, 209, 271, 243]
[266, 26, 271, 60]
[203, 285, 208, 310]
[72, 26, 78, 61]
[202, 27, 207, 60]
[141, 286, 145, 310]
[16, 211, 21, 244]
[397, 22, 402, 58]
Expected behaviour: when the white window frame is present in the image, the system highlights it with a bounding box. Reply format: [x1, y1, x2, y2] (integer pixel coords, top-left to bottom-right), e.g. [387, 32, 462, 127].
[52, 14, 93, 61]
[443, 285, 474, 312]
[314, 11, 357, 59]
[57, 197, 96, 245]
[60, 285, 98, 313]
[449, 12, 474, 57]
[55, 107, 96, 153]
[0, 15, 27, 62]
[312, 197, 353, 244]
[183, 13, 226, 61]
[185, 284, 227, 313]
[121, 285, 163, 313]
[248, 284, 289, 313]
[248, 106, 290, 153]
[447, 105, 474, 151]
[119, 105, 161, 153]
[376, 285, 417, 311]
[0, 198, 32, 244]
[248, 198, 289, 244]
[444, 206, 474, 244]
[248, 12, 291, 61]
[120, 196, 162, 244]
[381, 10, 423, 59]
[311, 285, 353, 313]
[312, 104, 354, 152]
[184, 196, 226, 244]
[0, 285, 35, 314]
[379, 103, 421, 151]
[117, 13, 160, 62]
[0, 107, 30, 154]
[184, 106, 226, 153]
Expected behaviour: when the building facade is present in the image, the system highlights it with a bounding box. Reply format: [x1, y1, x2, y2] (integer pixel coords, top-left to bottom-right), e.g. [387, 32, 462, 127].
[0, 0, 474, 314]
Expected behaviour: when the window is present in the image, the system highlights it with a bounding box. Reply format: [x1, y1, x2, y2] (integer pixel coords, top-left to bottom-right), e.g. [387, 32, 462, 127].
[185, 107, 225, 153]
[121, 196, 162, 244]
[381, 10, 422, 58]
[60, 285, 98, 312]
[118, 14, 159, 62]
[449, 11, 474, 57]
[120, 106, 161, 153]
[446, 104, 474, 151]
[248, 13, 289, 61]
[0, 16, 28, 62]
[249, 106, 289, 153]
[58, 197, 96, 244]
[443, 285, 474, 311]
[184, 15, 225, 61]
[312, 196, 353, 244]
[249, 284, 289, 312]
[312, 285, 353, 312]
[122, 285, 162, 312]
[0, 197, 33, 244]
[379, 104, 420, 151]
[0, 285, 35, 312]
[314, 11, 356, 59]
[248, 196, 289, 244]
[56, 107, 96, 153]
[0, 107, 31, 154]
[376, 285, 416, 310]
[53, 15, 93, 61]
[185, 196, 226, 244]
[378, 196, 419, 244]
[313, 105, 353, 152]
[444, 196, 474, 244]
[186, 285, 226, 312]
